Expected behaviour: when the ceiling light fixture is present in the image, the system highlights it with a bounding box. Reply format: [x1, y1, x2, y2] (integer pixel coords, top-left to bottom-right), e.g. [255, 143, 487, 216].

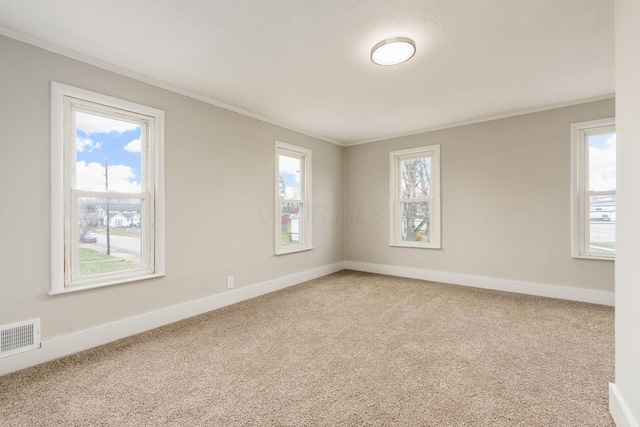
[370, 37, 416, 66]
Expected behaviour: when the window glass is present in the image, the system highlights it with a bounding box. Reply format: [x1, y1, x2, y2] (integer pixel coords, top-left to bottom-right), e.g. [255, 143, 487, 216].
[588, 195, 616, 254]
[75, 111, 143, 193]
[401, 157, 431, 199]
[587, 132, 616, 192]
[278, 154, 301, 199]
[77, 197, 143, 277]
[401, 201, 430, 243]
[280, 202, 302, 247]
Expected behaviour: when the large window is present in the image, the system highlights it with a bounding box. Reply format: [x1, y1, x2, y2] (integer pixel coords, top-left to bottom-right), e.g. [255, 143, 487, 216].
[50, 82, 165, 293]
[390, 145, 441, 248]
[275, 141, 312, 255]
[571, 118, 616, 260]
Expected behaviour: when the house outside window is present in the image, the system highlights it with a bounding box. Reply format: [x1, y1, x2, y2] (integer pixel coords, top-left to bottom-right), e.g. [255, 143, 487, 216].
[571, 118, 616, 260]
[275, 141, 312, 255]
[390, 145, 441, 249]
[50, 82, 165, 293]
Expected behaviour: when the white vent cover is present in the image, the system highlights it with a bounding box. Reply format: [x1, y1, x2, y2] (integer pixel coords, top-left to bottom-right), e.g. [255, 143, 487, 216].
[0, 318, 41, 358]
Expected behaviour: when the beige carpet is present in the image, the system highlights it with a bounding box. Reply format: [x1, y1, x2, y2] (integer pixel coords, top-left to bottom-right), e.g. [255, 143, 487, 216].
[0, 271, 614, 426]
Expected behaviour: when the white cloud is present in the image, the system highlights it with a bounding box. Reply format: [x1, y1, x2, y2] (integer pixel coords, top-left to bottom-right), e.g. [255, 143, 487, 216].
[124, 138, 141, 153]
[76, 111, 140, 134]
[76, 161, 141, 193]
[589, 134, 616, 191]
[279, 156, 302, 199]
[279, 155, 301, 178]
[283, 187, 301, 199]
[76, 137, 102, 152]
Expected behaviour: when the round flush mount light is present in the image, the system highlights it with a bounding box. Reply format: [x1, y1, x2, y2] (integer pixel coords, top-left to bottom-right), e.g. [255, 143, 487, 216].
[370, 37, 416, 66]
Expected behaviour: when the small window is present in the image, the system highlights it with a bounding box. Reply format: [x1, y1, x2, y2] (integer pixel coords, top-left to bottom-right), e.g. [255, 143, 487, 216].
[275, 141, 312, 255]
[390, 145, 441, 248]
[571, 118, 616, 260]
[50, 82, 165, 293]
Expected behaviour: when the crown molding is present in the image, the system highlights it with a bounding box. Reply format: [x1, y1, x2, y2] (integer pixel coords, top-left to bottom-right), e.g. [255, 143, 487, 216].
[0, 27, 343, 146]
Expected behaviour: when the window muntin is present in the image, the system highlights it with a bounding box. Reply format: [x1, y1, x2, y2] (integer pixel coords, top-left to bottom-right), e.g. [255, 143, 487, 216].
[571, 118, 615, 260]
[390, 145, 441, 248]
[275, 141, 312, 255]
[51, 82, 165, 293]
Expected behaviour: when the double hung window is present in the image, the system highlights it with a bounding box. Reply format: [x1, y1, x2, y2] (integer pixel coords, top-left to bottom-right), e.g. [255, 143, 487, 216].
[390, 145, 441, 248]
[275, 141, 312, 255]
[50, 82, 165, 293]
[571, 118, 616, 260]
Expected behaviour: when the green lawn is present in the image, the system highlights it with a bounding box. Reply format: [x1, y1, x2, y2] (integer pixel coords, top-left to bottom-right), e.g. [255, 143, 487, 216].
[93, 226, 141, 238]
[281, 232, 292, 246]
[79, 248, 139, 276]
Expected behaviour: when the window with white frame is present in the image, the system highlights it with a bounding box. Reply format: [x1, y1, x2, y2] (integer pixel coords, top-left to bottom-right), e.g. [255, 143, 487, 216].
[275, 141, 312, 255]
[50, 82, 165, 293]
[390, 145, 441, 248]
[571, 118, 616, 260]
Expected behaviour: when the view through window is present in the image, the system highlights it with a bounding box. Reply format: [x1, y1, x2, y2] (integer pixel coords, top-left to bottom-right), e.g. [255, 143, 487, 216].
[75, 111, 145, 278]
[586, 130, 616, 256]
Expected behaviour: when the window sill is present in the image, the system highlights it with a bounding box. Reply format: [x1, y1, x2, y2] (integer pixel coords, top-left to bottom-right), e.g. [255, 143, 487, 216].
[275, 246, 314, 256]
[49, 273, 166, 295]
[390, 243, 441, 250]
[571, 254, 615, 262]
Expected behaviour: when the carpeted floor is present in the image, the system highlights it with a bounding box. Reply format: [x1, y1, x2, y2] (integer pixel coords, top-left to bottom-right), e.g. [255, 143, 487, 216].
[0, 271, 614, 426]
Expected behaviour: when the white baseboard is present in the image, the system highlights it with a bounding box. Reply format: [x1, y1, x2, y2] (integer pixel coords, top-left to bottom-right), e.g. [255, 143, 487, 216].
[344, 261, 614, 306]
[610, 383, 639, 427]
[1, 260, 613, 377]
[0, 262, 345, 377]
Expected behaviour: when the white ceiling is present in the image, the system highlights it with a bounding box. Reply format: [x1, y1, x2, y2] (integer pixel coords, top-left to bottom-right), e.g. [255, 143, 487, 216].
[0, 0, 614, 145]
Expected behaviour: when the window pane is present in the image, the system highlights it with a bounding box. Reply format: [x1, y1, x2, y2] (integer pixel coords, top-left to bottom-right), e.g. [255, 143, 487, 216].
[401, 202, 430, 242]
[75, 111, 143, 193]
[588, 132, 616, 191]
[77, 197, 142, 277]
[589, 195, 615, 254]
[280, 202, 302, 246]
[401, 157, 431, 199]
[278, 154, 301, 199]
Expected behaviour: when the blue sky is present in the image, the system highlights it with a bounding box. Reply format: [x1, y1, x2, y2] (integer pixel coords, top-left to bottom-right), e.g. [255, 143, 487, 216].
[76, 128, 141, 177]
[279, 155, 301, 198]
[588, 132, 616, 191]
[75, 111, 142, 193]
[281, 171, 298, 188]
[589, 132, 615, 149]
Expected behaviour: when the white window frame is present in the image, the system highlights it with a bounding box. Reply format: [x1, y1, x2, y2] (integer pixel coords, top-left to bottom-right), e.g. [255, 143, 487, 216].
[275, 141, 312, 255]
[389, 144, 441, 249]
[50, 82, 165, 294]
[570, 117, 615, 260]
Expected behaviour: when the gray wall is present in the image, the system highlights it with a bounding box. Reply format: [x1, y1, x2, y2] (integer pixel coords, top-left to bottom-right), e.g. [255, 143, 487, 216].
[0, 32, 616, 349]
[345, 99, 615, 292]
[0, 35, 344, 340]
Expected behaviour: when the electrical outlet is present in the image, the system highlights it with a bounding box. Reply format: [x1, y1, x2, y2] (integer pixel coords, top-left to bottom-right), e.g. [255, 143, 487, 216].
[226, 276, 234, 289]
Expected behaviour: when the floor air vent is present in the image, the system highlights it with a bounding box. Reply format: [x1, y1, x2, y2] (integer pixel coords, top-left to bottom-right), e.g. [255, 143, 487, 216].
[1, 318, 41, 358]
